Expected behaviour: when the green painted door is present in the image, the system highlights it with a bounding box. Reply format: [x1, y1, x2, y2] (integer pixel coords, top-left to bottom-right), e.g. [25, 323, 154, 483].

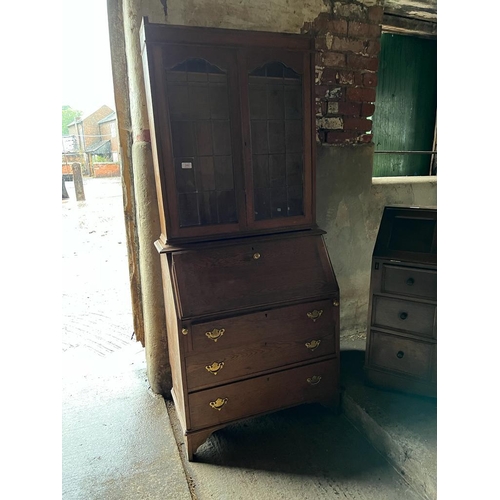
[372, 33, 437, 177]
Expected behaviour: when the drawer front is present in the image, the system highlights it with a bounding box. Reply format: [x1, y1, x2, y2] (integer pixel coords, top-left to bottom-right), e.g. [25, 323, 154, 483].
[188, 299, 336, 353]
[372, 296, 436, 338]
[186, 331, 336, 391]
[171, 235, 337, 318]
[381, 264, 436, 300]
[188, 358, 338, 430]
[368, 331, 434, 380]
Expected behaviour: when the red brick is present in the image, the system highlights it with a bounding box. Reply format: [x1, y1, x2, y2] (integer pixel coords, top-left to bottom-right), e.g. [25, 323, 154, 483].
[347, 54, 379, 71]
[323, 51, 346, 68]
[358, 134, 373, 143]
[363, 73, 378, 87]
[314, 13, 348, 35]
[361, 102, 375, 117]
[346, 87, 376, 102]
[343, 117, 373, 131]
[321, 67, 338, 84]
[348, 21, 381, 39]
[338, 102, 362, 115]
[315, 85, 329, 97]
[315, 36, 329, 51]
[331, 36, 365, 53]
[325, 130, 359, 144]
[354, 71, 363, 85]
[367, 6, 384, 24]
[364, 40, 381, 57]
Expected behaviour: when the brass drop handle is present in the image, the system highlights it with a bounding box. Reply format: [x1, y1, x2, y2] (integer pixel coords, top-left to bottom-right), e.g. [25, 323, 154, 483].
[406, 278, 415, 286]
[399, 312, 408, 320]
[205, 361, 225, 375]
[205, 328, 225, 342]
[397, 351, 405, 359]
[307, 375, 322, 386]
[253, 252, 261, 260]
[305, 340, 321, 351]
[307, 309, 323, 322]
[209, 397, 228, 411]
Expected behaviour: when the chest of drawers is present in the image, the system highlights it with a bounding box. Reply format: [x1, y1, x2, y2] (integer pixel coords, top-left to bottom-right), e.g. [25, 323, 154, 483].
[158, 230, 340, 460]
[364, 206, 437, 397]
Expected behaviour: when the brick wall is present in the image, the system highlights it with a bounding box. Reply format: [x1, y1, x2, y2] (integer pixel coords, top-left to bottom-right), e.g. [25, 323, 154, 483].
[93, 162, 120, 177]
[302, 1, 384, 145]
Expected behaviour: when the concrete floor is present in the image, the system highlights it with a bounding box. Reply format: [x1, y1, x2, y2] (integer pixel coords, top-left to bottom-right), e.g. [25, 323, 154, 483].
[62, 177, 436, 499]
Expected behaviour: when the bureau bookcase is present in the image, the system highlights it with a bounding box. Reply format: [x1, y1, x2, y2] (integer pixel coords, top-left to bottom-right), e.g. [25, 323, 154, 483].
[141, 18, 340, 460]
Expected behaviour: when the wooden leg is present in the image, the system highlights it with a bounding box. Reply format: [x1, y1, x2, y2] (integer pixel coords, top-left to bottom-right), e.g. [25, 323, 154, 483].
[185, 429, 214, 462]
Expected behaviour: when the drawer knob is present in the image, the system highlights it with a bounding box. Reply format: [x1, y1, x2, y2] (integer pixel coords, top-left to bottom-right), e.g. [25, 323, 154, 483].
[406, 278, 415, 286]
[307, 375, 322, 386]
[181, 328, 188, 336]
[209, 397, 228, 411]
[305, 340, 321, 351]
[333, 300, 339, 307]
[205, 328, 225, 342]
[307, 309, 323, 322]
[253, 252, 261, 260]
[399, 312, 408, 320]
[205, 361, 225, 375]
[397, 351, 405, 359]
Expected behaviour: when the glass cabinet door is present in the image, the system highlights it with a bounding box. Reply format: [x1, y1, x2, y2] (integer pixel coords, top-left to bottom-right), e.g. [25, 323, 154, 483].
[152, 46, 245, 240]
[242, 51, 314, 230]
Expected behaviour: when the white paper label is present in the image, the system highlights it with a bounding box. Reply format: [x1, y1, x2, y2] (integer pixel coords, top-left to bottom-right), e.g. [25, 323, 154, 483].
[181, 162, 193, 169]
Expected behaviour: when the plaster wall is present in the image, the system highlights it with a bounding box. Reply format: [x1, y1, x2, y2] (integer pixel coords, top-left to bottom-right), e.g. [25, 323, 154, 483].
[116, 0, 437, 392]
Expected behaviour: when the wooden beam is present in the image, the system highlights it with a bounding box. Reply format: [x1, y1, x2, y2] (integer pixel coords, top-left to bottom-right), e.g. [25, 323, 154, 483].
[382, 13, 437, 38]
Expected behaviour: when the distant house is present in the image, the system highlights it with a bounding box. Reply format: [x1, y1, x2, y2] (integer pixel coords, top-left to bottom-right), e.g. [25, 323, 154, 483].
[64, 105, 120, 177]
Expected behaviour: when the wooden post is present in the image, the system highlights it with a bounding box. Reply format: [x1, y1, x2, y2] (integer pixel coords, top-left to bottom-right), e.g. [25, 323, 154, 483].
[62, 176, 69, 199]
[72, 162, 86, 201]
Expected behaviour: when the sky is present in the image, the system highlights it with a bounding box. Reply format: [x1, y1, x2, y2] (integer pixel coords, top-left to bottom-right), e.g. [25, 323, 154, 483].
[62, 0, 115, 116]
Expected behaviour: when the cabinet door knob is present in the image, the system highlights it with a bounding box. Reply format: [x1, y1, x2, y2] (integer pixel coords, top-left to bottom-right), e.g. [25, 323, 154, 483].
[333, 299, 339, 307]
[209, 397, 228, 411]
[205, 361, 225, 375]
[181, 328, 188, 336]
[205, 328, 225, 342]
[406, 278, 415, 286]
[253, 252, 261, 260]
[397, 351, 405, 359]
[399, 312, 408, 320]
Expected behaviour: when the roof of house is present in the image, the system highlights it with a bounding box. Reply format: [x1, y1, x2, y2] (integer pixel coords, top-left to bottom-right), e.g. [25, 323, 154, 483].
[98, 111, 117, 125]
[85, 140, 111, 155]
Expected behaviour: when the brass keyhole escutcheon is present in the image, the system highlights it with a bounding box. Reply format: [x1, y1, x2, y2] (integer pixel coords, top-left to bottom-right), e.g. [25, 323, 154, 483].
[305, 340, 321, 351]
[209, 397, 228, 411]
[307, 309, 323, 322]
[307, 375, 322, 386]
[205, 361, 225, 375]
[205, 328, 225, 342]
[253, 252, 261, 260]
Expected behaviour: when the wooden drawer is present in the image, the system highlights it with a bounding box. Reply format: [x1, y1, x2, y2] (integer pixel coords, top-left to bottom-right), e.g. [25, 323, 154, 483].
[372, 296, 436, 338]
[187, 299, 336, 353]
[381, 263, 436, 300]
[185, 330, 336, 391]
[368, 331, 434, 380]
[187, 358, 337, 430]
[171, 234, 338, 318]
